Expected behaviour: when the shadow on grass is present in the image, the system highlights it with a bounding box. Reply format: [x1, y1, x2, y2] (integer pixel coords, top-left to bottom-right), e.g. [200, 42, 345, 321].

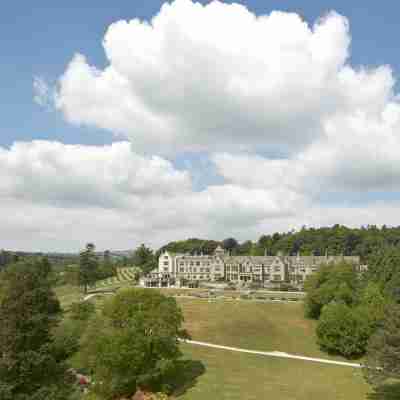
[170, 359, 206, 397]
[368, 382, 400, 400]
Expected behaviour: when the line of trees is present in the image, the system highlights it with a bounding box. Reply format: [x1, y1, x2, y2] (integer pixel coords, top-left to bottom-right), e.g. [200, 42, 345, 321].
[158, 224, 400, 261]
[0, 256, 194, 399]
[0, 259, 74, 399]
[303, 246, 400, 394]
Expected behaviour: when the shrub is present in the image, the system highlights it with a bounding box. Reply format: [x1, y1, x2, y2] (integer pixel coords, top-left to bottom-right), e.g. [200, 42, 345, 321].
[316, 302, 374, 357]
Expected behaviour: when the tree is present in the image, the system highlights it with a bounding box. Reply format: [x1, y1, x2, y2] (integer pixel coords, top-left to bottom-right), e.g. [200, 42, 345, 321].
[0, 260, 73, 400]
[304, 262, 359, 319]
[364, 304, 400, 386]
[79, 288, 186, 399]
[222, 238, 238, 254]
[133, 244, 154, 266]
[316, 302, 374, 357]
[366, 246, 400, 302]
[79, 243, 99, 293]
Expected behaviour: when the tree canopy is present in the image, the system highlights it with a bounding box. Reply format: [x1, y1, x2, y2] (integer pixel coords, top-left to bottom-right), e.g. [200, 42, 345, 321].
[364, 304, 400, 386]
[304, 262, 359, 319]
[79, 243, 99, 293]
[79, 288, 186, 399]
[0, 259, 73, 400]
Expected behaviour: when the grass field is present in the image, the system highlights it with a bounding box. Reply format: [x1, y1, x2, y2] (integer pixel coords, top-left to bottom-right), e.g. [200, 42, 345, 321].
[170, 298, 370, 399]
[56, 285, 372, 398]
[97, 266, 139, 287]
[55, 267, 139, 307]
[175, 344, 369, 400]
[177, 298, 344, 360]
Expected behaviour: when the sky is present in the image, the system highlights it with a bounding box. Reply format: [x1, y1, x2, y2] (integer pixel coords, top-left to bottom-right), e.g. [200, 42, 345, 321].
[1, 0, 400, 251]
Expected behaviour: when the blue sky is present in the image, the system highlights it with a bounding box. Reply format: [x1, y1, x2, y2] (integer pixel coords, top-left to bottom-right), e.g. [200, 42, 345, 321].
[1, 0, 400, 148]
[2, 0, 400, 251]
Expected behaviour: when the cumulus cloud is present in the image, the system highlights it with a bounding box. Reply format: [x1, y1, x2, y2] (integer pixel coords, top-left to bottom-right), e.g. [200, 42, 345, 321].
[55, 0, 367, 154]
[0, 141, 191, 208]
[214, 100, 400, 195]
[53, 0, 400, 189]
[18, 1, 400, 250]
[0, 140, 304, 250]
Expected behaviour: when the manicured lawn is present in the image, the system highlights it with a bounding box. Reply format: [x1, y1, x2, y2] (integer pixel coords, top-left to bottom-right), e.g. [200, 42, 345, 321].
[171, 299, 370, 399]
[56, 289, 371, 399]
[177, 298, 346, 360]
[54, 284, 83, 308]
[174, 344, 369, 400]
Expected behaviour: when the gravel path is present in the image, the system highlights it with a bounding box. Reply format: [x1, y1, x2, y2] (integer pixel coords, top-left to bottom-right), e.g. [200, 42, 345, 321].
[181, 339, 362, 368]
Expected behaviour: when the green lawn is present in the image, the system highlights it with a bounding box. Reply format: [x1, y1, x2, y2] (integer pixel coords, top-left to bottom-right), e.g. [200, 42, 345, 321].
[54, 284, 83, 308]
[178, 298, 347, 360]
[171, 299, 370, 399]
[56, 288, 372, 399]
[175, 344, 369, 400]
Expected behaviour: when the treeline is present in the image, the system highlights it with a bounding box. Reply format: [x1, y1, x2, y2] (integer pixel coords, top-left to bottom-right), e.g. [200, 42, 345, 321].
[304, 246, 400, 389]
[158, 224, 400, 261]
[0, 257, 187, 399]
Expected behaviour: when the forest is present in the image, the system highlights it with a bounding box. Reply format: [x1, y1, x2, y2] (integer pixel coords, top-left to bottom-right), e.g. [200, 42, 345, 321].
[160, 224, 400, 262]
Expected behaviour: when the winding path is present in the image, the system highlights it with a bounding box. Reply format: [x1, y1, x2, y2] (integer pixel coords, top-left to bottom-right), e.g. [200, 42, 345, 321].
[180, 339, 362, 368]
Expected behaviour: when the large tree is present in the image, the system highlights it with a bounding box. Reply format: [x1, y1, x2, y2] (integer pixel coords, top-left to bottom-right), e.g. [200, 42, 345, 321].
[132, 244, 157, 275]
[366, 246, 400, 302]
[79, 288, 186, 399]
[222, 238, 239, 254]
[304, 261, 359, 319]
[364, 304, 400, 386]
[316, 302, 374, 357]
[79, 243, 99, 293]
[0, 260, 73, 400]
[132, 244, 154, 266]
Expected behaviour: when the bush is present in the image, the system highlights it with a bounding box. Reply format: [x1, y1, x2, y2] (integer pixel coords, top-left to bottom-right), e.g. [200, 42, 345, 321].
[304, 262, 359, 319]
[79, 288, 185, 399]
[316, 302, 374, 357]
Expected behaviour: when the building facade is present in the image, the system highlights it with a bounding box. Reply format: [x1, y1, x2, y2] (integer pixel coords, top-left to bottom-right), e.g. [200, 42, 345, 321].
[140, 245, 361, 288]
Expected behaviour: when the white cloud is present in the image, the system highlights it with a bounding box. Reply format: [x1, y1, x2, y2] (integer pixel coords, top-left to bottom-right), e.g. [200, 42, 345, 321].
[17, 1, 400, 250]
[0, 141, 191, 208]
[54, 0, 400, 190]
[0, 140, 303, 251]
[56, 0, 378, 155]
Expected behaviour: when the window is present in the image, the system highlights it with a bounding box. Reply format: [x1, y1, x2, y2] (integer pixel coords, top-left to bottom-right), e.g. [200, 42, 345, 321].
[274, 266, 280, 272]
[273, 274, 281, 281]
[163, 262, 169, 266]
[196, 261, 201, 266]
[180, 268, 184, 272]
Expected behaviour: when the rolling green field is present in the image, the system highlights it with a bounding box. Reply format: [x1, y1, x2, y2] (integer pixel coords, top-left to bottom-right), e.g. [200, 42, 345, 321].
[176, 344, 368, 400]
[177, 298, 341, 359]
[56, 285, 372, 399]
[173, 299, 370, 399]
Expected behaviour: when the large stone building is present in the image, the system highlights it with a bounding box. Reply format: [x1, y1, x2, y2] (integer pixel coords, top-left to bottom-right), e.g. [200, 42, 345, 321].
[140, 245, 361, 288]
